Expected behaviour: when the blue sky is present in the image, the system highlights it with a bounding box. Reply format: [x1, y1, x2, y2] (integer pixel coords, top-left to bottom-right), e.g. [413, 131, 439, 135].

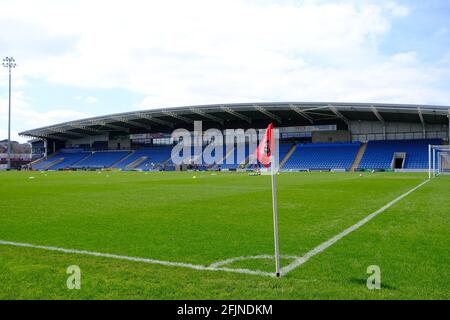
[0, 0, 449, 142]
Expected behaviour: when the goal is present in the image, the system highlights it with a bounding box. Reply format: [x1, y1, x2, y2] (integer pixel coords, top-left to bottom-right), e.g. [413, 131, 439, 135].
[429, 145, 450, 178]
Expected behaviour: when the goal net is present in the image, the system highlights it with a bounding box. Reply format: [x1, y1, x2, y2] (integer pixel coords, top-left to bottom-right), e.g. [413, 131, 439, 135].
[429, 145, 450, 177]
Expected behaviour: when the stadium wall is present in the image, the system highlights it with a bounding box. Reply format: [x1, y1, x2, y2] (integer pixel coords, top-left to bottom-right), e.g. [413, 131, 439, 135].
[349, 121, 448, 143]
[65, 134, 109, 148]
[312, 130, 351, 143]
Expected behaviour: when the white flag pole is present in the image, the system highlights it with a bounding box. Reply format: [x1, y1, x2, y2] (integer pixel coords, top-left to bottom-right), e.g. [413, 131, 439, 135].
[270, 127, 281, 278]
[271, 168, 281, 277]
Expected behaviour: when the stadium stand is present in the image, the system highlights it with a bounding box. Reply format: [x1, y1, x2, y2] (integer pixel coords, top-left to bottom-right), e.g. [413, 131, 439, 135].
[71, 151, 131, 169]
[358, 139, 442, 170]
[30, 139, 441, 172]
[279, 143, 294, 165]
[113, 149, 153, 170]
[32, 150, 90, 170]
[32, 153, 60, 170]
[221, 143, 252, 169]
[283, 142, 361, 171]
[19, 102, 450, 172]
[50, 152, 91, 170]
[135, 147, 172, 171]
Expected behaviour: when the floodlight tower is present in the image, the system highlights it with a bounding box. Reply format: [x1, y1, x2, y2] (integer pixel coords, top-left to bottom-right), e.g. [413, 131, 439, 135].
[2, 57, 16, 170]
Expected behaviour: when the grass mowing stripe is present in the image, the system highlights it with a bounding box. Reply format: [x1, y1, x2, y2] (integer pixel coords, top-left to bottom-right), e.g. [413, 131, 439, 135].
[281, 179, 430, 276]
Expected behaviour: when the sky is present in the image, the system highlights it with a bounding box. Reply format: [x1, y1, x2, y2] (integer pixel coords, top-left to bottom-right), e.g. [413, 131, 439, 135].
[1, 0, 450, 142]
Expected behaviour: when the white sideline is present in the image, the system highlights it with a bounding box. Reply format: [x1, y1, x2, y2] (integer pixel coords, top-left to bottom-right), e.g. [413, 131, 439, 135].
[280, 179, 430, 275]
[0, 240, 274, 277]
[0, 179, 430, 278]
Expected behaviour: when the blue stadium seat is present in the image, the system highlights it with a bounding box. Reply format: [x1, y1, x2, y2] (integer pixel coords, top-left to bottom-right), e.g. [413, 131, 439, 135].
[50, 152, 91, 170]
[33, 139, 438, 172]
[358, 139, 441, 170]
[32, 150, 91, 170]
[283, 142, 361, 171]
[135, 147, 172, 171]
[71, 151, 130, 169]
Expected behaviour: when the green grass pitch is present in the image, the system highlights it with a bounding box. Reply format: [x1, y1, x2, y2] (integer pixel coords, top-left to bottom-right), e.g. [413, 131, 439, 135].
[0, 171, 448, 299]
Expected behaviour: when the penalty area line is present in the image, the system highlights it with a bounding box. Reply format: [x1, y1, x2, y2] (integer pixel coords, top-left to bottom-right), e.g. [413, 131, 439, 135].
[281, 179, 430, 276]
[0, 240, 275, 278]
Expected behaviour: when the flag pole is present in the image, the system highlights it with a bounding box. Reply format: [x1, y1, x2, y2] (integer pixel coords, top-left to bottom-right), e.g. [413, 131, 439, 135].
[271, 155, 281, 277]
[256, 123, 281, 277]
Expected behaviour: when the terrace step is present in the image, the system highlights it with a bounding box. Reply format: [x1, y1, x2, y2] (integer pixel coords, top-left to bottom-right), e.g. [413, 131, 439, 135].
[113, 151, 136, 168]
[280, 144, 297, 169]
[127, 156, 148, 169]
[70, 152, 94, 167]
[43, 157, 64, 170]
[350, 142, 367, 172]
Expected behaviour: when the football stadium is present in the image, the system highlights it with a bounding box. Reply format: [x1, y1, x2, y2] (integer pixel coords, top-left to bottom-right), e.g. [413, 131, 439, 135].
[0, 102, 448, 300]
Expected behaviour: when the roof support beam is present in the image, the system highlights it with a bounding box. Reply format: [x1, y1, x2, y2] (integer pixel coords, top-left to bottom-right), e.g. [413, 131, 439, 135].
[43, 134, 67, 141]
[289, 104, 314, 124]
[371, 106, 384, 124]
[127, 120, 152, 130]
[189, 107, 224, 125]
[329, 105, 348, 125]
[254, 105, 282, 123]
[162, 110, 194, 124]
[300, 105, 332, 112]
[35, 131, 73, 141]
[111, 117, 152, 130]
[417, 107, 426, 138]
[67, 124, 105, 135]
[93, 121, 130, 132]
[135, 113, 174, 128]
[371, 106, 386, 139]
[220, 107, 252, 124]
[45, 128, 88, 139]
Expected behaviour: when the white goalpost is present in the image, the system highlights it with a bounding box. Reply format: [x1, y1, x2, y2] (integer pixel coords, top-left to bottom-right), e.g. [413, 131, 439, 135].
[429, 145, 450, 178]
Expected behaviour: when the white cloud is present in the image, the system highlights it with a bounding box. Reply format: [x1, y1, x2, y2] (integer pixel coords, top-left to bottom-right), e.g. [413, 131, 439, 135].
[390, 51, 418, 64]
[85, 96, 98, 104]
[0, 1, 393, 91]
[0, 91, 92, 142]
[2, 0, 449, 130]
[75, 96, 98, 104]
[385, 1, 410, 17]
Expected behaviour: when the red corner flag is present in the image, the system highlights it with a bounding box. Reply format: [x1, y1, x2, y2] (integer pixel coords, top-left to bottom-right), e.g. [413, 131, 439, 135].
[255, 123, 281, 277]
[255, 123, 274, 168]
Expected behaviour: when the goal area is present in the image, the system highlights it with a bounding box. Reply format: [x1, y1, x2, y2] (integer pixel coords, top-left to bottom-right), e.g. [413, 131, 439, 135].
[429, 145, 450, 178]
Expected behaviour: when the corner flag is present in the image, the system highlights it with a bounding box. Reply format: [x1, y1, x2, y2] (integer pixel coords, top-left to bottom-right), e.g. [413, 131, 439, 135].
[256, 123, 281, 277]
[255, 123, 273, 168]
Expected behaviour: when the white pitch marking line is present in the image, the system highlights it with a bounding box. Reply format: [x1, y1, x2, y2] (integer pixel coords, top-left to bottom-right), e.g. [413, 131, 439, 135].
[0, 240, 275, 278]
[281, 179, 430, 276]
[209, 254, 299, 268]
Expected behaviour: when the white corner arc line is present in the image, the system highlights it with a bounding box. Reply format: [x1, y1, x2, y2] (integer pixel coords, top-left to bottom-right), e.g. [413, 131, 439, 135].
[281, 179, 430, 276]
[209, 254, 299, 268]
[0, 240, 275, 278]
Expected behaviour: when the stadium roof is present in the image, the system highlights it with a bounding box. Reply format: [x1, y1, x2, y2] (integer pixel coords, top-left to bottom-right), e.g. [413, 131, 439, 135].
[20, 102, 450, 141]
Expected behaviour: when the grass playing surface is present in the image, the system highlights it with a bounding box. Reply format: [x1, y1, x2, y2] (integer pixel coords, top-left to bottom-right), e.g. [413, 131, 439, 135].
[0, 171, 448, 299]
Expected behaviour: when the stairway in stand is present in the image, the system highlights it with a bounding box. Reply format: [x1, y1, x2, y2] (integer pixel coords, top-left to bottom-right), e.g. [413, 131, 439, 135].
[350, 142, 367, 172]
